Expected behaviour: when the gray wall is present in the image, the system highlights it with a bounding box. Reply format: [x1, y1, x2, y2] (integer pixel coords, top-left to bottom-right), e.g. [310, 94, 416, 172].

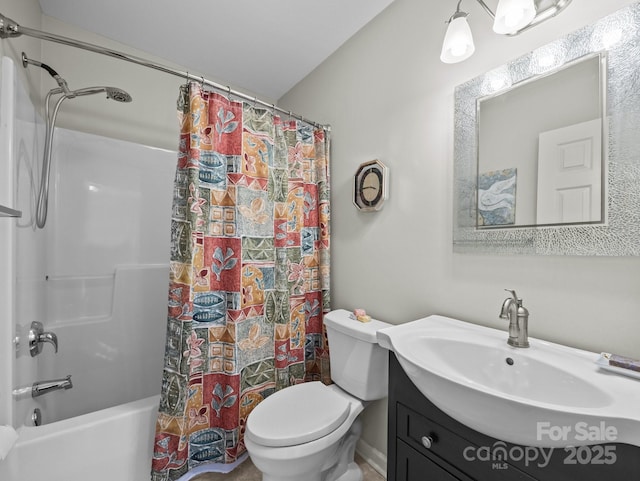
[279, 0, 640, 461]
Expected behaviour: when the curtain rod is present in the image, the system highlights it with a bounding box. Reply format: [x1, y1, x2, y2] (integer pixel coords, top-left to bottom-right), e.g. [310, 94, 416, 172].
[0, 12, 329, 131]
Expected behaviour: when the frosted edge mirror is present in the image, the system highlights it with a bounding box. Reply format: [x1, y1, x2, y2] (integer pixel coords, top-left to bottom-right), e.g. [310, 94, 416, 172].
[453, 2, 640, 256]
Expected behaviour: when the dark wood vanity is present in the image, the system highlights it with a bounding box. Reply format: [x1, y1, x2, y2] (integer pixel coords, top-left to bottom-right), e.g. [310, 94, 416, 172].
[387, 353, 640, 480]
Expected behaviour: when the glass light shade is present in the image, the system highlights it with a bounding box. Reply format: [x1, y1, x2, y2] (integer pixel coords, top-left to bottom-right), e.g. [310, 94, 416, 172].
[440, 16, 476, 64]
[493, 0, 536, 34]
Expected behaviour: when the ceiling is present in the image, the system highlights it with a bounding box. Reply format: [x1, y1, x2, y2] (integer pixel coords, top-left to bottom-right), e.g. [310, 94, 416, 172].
[37, 0, 396, 100]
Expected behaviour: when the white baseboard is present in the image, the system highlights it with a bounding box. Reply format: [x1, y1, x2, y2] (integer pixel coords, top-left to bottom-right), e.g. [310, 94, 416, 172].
[356, 439, 387, 479]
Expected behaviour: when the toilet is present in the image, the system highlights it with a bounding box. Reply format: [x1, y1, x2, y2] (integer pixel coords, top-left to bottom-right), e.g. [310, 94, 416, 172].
[244, 309, 391, 481]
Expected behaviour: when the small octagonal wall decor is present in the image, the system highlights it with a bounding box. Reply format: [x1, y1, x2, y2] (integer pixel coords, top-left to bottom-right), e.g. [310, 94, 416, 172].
[353, 159, 388, 212]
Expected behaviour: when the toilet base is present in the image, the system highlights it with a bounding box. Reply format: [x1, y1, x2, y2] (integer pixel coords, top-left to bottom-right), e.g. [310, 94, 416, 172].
[250, 419, 364, 481]
[325, 419, 363, 481]
[259, 451, 362, 481]
[334, 462, 363, 481]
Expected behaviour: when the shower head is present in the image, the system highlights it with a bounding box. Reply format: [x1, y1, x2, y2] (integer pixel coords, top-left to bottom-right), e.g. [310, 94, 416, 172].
[106, 87, 132, 103]
[69, 86, 132, 103]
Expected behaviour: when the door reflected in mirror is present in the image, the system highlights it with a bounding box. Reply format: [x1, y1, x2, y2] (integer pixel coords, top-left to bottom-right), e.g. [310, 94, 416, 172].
[476, 53, 605, 229]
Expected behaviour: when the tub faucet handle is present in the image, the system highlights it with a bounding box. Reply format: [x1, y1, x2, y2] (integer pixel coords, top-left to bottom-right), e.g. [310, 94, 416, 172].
[29, 321, 59, 356]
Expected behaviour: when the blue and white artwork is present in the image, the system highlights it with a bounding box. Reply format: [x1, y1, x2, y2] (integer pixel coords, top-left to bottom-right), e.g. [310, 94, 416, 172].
[477, 168, 517, 226]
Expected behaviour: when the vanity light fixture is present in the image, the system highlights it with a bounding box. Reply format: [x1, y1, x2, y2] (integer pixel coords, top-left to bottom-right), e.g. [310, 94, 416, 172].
[440, 0, 572, 64]
[440, 5, 476, 63]
[493, 0, 536, 34]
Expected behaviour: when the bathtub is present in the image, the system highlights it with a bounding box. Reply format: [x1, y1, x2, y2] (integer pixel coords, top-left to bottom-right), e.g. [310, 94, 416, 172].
[0, 395, 159, 481]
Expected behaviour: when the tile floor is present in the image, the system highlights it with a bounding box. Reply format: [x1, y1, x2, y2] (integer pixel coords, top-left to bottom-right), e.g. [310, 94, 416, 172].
[192, 454, 386, 480]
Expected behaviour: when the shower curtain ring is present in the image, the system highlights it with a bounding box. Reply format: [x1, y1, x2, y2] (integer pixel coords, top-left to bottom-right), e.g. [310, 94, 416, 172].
[200, 76, 205, 89]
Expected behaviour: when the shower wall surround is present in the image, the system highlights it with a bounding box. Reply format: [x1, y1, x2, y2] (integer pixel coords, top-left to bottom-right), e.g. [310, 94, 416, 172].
[0, 54, 177, 432]
[36, 127, 175, 422]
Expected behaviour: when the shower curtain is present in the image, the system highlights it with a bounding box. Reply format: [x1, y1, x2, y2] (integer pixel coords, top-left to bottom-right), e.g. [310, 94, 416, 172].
[152, 83, 331, 480]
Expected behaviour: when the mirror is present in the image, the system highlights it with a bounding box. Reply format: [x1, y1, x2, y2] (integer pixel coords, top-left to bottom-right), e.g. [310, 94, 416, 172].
[453, 2, 640, 255]
[477, 54, 605, 228]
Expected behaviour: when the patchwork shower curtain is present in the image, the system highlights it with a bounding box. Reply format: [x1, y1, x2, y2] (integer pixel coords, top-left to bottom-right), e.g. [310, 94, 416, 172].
[151, 83, 331, 480]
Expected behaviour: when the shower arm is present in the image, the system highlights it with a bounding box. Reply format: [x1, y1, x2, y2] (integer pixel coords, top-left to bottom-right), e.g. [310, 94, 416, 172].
[0, 12, 329, 131]
[21, 52, 71, 95]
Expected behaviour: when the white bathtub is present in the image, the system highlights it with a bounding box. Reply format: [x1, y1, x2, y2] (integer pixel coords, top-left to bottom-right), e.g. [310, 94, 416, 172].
[0, 395, 159, 481]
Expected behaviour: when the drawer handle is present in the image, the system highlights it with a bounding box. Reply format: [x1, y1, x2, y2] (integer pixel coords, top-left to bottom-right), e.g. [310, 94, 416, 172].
[421, 435, 434, 449]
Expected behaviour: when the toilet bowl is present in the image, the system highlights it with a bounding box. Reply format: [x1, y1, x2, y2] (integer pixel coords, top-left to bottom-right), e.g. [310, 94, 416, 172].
[245, 309, 391, 481]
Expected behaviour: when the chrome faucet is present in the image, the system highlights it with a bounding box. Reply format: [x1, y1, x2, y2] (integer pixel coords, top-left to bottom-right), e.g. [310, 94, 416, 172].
[29, 321, 58, 356]
[31, 375, 73, 398]
[499, 289, 529, 348]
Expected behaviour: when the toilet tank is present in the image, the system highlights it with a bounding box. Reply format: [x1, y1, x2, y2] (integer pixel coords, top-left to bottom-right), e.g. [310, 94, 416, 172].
[323, 309, 391, 401]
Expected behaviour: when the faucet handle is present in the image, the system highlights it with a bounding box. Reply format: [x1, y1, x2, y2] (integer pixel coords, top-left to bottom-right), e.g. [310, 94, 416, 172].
[504, 289, 521, 304]
[28, 321, 59, 357]
[500, 289, 522, 319]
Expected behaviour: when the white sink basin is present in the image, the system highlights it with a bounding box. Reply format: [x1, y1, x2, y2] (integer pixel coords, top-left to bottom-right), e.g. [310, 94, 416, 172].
[377, 315, 640, 448]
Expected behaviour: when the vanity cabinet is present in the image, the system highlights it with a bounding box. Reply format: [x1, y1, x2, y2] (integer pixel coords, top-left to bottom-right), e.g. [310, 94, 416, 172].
[387, 353, 640, 481]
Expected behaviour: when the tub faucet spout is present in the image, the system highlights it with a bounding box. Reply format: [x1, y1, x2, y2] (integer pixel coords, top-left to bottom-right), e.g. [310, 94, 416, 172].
[32, 375, 73, 398]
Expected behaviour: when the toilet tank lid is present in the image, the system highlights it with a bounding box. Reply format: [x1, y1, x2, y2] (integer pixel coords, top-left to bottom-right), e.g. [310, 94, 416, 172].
[246, 382, 351, 447]
[324, 309, 391, 343]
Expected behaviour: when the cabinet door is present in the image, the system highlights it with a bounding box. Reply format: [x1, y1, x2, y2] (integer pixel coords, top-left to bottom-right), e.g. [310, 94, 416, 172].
[397, 440, 470, 481]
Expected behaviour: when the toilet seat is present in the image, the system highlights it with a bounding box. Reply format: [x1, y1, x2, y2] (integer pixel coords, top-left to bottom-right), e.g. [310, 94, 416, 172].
[246, 382, 351, 447]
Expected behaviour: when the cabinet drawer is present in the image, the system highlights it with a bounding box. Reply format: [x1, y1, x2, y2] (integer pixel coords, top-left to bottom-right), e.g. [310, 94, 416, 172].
[397, 439, 470, 481]
[397, 403, 536, 481]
